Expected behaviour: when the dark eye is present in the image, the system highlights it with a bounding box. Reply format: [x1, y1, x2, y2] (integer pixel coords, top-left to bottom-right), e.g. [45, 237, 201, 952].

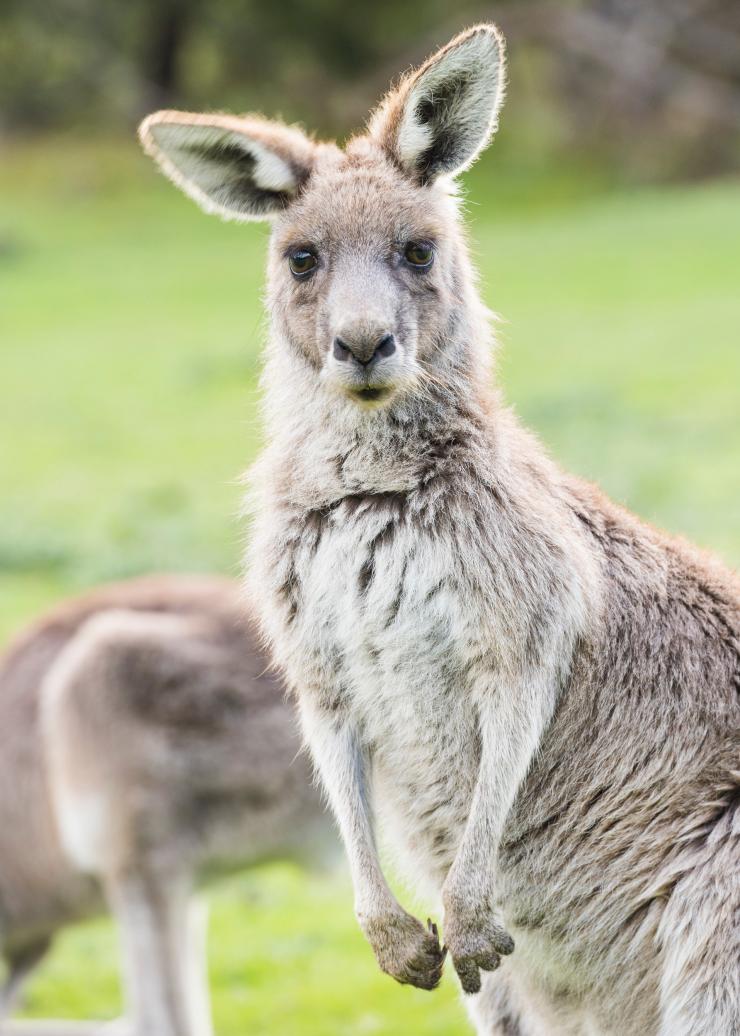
[289, 250, 318, 277]
[404, 242, 434, 269]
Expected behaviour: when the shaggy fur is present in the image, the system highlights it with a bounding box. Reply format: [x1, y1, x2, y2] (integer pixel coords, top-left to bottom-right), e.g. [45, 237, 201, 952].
[140, 24, 739, 1036]
[0, 576, 331, 1036]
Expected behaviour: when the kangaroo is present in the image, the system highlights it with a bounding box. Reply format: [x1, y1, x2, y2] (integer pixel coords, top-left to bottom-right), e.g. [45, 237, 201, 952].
[0, 575, 332, 1036]
[139, 24, 740, 1036]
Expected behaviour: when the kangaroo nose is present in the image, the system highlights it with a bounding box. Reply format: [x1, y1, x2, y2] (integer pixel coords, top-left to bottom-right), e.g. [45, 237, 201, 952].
[333, 332, 396, 366]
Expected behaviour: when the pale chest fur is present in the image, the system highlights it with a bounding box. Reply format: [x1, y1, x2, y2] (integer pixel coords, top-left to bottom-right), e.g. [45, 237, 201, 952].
[250, 447, 592, 889]
[258, 495, 483, 881]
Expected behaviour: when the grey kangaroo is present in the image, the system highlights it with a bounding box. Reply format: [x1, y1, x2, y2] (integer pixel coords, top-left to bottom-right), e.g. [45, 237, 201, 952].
[0, 575, 331, 1036]
[140, 24, 739, 1036]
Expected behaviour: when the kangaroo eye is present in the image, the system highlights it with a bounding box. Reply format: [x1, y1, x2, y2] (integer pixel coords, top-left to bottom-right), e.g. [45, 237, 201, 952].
[404, 242, 434, 269]
[289, 250, 318, 277]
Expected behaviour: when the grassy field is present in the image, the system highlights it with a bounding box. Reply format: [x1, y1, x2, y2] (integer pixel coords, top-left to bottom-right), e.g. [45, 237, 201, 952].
[1, 136, 738, 1033]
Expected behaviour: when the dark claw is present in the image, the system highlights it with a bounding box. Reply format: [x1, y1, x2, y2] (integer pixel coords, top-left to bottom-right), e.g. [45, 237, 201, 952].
[456, 960, 481, 995]
[496, 931, 515, 955]
[478, 950, 502, 972]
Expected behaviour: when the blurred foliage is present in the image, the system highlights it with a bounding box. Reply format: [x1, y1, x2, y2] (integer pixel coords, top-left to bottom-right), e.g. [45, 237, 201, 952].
[1, 0, 739, 180]
[0, 0, 488, 131]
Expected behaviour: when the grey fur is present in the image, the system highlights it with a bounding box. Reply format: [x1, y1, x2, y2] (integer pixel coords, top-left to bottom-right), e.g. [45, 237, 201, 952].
[0, 575, 332, 1035]
[140, 23, 739, 1036]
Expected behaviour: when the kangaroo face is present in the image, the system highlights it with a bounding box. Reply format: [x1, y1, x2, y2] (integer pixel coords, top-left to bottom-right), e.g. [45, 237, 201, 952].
[266, 146, 467, 406]
[139, 26, 505, 409]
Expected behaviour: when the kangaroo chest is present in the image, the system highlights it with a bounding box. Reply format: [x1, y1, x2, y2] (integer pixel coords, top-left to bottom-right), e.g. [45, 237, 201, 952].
[272, 492, 494, 883]
[291, 497, 482, 702]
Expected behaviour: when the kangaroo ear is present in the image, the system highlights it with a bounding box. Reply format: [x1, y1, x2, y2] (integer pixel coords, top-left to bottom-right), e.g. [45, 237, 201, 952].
[370, 24, 506, 183]
[138, 111, 316, 221]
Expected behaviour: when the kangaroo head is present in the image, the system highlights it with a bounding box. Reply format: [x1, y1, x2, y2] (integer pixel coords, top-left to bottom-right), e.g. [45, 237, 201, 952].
[140, 25, 505, 410]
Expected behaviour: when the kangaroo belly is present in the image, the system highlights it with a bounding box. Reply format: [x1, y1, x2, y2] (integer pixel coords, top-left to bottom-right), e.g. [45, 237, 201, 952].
[371, 718, 478, 892]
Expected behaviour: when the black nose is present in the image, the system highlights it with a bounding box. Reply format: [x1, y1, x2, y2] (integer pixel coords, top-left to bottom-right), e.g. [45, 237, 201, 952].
[333, 333, 396, 365]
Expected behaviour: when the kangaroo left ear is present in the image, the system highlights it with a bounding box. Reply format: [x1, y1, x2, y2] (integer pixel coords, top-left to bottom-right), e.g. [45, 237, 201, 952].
[369, 24, 506, 184]
[138, 111, 316, 222]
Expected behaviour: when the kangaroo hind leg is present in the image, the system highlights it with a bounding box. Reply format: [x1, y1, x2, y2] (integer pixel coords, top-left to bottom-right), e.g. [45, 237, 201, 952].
[107, 865, 212, 1036]
[1, 937, 53, 1020]
[657, 796, 739, 1036]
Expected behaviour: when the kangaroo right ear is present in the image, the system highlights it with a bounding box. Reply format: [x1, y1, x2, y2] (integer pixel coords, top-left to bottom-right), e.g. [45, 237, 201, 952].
[138, 111, 316, 222]
[369, 24, 506, 184]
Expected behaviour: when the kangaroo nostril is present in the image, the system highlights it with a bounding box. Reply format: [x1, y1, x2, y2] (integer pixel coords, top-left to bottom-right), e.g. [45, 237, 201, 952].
[375, 333, 396, 359]
[333, 337, 351, 361]
[334, 332, 395, 366]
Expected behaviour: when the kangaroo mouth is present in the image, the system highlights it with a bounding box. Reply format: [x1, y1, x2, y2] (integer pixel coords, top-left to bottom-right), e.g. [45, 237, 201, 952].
[350, 386, 392, 404]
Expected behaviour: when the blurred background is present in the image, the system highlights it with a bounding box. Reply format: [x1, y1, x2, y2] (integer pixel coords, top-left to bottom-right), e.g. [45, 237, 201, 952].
[1, 1, 738, 1033]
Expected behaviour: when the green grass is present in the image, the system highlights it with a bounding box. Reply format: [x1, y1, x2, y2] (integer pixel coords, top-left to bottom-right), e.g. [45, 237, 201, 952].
[20, 866, 468, 1035]
[1, 136, 738, 1032]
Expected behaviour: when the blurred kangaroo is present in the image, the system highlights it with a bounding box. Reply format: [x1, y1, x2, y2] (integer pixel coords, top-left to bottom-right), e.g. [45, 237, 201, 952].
[0, 575, 332, 1036]
[139, 23, 740, 1036]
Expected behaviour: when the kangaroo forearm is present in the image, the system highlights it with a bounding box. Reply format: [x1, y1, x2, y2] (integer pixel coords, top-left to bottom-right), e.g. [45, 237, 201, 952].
[297, 698, 398, 914]
[445, 673, 557, 902]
